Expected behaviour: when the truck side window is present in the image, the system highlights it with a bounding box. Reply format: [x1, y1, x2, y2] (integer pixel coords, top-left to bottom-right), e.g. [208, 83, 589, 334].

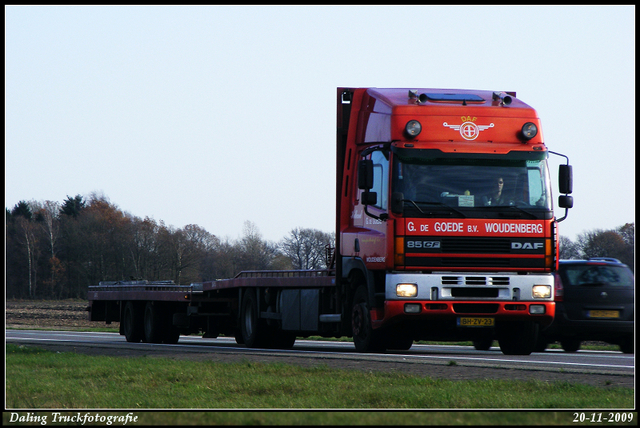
[371, 150, 389, 210]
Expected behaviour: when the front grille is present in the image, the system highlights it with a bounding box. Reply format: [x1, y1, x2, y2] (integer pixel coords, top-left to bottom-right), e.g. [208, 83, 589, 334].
[441, 257, 511, 267]
[403, 236, 547, 269]
[442, 237, 511, 253]
[442, 276, 510, 286]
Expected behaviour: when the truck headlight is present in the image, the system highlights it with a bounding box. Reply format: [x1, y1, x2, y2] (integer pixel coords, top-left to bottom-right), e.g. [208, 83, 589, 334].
[396, 283, 418, 297]
[532, 285, 551, 299]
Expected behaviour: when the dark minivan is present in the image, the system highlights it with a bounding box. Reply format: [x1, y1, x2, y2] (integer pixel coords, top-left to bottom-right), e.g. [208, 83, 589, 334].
[537, 258, 634, 353]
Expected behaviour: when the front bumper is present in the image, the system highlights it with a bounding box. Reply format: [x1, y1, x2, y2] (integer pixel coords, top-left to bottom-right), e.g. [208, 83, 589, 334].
[374, 271, 556, 329]
[371, 299, 555, 330]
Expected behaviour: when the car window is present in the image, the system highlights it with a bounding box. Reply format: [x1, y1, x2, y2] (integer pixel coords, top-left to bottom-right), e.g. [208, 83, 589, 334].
[561, 265, 634, 287]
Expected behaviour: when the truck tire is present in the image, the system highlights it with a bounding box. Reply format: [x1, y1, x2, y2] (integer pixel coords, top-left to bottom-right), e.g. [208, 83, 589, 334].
[240, 289, 267, 348]
[472, 329, 494, 351]
[351, 285, 386, 353]
[473, 338, 494, 351]
[497, 320, 538, 355]
[144, 302, 164, 344]
[123, 302, 144, 343]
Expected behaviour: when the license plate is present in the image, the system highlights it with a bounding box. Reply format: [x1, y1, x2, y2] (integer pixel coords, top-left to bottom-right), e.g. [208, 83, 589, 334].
[458, 317, 495, 327]
[588, 310, 620, 318]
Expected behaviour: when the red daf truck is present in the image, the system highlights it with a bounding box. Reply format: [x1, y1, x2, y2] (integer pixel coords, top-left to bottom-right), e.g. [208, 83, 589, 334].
[88, 87, 574, 355]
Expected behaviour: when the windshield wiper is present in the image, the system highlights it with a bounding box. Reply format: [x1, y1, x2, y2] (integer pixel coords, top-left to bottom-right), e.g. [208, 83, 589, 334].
[402, 199, 466, 218]
[477, 204, 538, 219]
[504, 205, 539, 219]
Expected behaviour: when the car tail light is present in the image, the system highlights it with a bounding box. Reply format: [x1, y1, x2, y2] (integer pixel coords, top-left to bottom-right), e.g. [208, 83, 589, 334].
[554, 272, 564, 302]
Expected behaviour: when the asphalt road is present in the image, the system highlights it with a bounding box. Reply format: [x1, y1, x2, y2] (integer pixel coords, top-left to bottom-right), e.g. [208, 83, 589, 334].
[6, 329, 634, 389]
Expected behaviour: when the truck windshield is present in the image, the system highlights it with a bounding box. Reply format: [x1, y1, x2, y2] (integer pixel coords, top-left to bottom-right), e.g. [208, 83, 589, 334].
[392, 150, 552, 218]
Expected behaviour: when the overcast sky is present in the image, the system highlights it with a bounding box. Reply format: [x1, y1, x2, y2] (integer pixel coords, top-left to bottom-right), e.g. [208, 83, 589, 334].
[5, 5, 635, 243]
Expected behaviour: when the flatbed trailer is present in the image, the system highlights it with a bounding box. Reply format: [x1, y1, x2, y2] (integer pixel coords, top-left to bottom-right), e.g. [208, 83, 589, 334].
[88, 269, 341, 348]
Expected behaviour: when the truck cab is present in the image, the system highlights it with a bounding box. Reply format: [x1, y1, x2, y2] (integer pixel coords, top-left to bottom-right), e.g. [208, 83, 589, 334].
[337, 88, 573, 354]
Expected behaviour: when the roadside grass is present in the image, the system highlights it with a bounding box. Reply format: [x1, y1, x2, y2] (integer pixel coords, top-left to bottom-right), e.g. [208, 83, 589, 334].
[6, 344, 633, 413]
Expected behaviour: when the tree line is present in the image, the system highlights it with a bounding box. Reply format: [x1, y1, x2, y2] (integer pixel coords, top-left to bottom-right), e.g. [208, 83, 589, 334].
[6, 193, 634, 300]
[6, 193, 334, 300]
[559, 223, 634, 270]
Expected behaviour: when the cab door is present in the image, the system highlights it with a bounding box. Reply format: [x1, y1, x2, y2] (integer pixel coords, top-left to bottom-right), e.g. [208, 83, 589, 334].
[355, 149, 389, 269]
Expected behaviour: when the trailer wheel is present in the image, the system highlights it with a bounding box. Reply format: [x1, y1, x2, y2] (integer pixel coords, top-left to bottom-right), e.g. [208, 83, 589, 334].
[144, 302, 164, 343]
[123, 302, 144, 343]
[497, 320, 538, 355]
[351, 285, 386, 353]
[240, 289, 266, 348]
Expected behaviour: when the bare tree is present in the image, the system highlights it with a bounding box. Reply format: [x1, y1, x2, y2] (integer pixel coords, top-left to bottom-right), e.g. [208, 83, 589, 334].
[16, 216, 39, 297]
[559, 235, 581, 260]
[280, 227, 334, 270]
[35, 200, 63, 297]
[578, 229, 627, 259]
[11, 201, 42, 298]
[237, 221, 282, 272]
[128, 216, 160, 280]
[210, 236, 240, 279]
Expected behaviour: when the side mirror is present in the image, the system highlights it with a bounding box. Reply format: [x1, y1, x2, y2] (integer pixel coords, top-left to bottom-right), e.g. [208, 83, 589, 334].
[558, 195, 574, 209]
[361, 191, 377, 206]
[358, 159, 374, 190]
[558, 164, 573, 194]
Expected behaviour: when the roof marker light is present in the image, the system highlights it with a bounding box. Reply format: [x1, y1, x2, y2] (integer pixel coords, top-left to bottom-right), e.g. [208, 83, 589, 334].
[405, 120, 422, 138]
[521, 122, 538, 141]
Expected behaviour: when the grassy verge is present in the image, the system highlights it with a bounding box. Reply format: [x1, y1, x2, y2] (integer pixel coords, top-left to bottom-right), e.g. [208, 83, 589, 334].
[6, 344, 633, 413]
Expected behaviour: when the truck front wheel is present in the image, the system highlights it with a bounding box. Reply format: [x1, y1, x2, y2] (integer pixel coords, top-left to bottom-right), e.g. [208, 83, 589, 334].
[497, 320, 538, 355]
[351, 285, 386, 353]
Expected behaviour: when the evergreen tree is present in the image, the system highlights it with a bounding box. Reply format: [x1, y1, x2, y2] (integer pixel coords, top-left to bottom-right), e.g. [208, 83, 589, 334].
[60, 195, 85, 218]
